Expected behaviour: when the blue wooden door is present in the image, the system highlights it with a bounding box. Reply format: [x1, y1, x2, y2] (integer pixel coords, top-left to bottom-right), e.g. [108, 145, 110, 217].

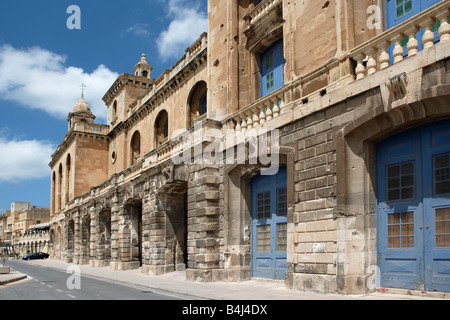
[251, 166, 287, 280]
[260, 39, 285, 98]
[422, 121, 450, 292]
[377, 128, 424, 290]
[377, 119, 450, 292]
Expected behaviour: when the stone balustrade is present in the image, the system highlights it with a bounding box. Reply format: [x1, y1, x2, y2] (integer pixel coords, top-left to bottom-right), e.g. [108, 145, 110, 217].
[18, 231, 49, 242]
[85, 124, 110, 134]
[224, 86, 287, 132]
[245, 0, 282, 25]
[350, 1, 450, 80]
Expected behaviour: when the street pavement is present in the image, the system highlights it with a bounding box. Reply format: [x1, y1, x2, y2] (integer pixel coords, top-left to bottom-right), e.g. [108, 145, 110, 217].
[1, 258, 448, 300]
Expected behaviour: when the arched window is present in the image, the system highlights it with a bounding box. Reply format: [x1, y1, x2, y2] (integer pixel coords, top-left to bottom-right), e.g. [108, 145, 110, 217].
[111, 100, 117, 124]
[58, 164, 63, 211]
[155, 110, 169, 147]
[65, 154, 71, 204]
[52, 171, 56, 214]
[130, 131, 141, 165]
[188, 81, 207, 128]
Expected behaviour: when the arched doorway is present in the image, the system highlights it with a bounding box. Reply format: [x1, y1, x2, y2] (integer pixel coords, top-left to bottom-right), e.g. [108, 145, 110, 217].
[376, 119, 450, 292]
[124, 199, 143, 267]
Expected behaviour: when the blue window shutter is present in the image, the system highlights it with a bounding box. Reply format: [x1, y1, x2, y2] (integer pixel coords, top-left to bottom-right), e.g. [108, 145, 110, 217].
[260, 39, 285, 98]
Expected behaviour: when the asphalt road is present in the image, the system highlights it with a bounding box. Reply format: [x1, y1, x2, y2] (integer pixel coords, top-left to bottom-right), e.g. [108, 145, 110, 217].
[0, 260, 196, 300]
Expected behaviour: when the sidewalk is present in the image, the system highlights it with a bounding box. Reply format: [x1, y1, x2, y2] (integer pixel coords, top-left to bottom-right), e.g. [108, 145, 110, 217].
[4, 259, 449, 300]
[0, 269, 27, 285]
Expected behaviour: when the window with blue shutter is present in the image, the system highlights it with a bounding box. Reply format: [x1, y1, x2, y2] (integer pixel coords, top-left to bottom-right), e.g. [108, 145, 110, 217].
[260, 39, 285, 98]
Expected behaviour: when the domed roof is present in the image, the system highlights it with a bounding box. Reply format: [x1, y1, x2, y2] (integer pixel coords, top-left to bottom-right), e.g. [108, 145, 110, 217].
[133, 54, 153, 76]
[72, 94, 92, 113]
[135, 54, 151, 68]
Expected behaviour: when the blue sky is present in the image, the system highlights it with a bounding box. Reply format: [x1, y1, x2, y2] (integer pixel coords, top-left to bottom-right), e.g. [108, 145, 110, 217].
[0, 0, 207, 213]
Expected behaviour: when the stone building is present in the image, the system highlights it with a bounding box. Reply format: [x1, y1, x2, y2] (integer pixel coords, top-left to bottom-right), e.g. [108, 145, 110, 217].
[49, 0, 450, 294]
[0, 202, 50, 254]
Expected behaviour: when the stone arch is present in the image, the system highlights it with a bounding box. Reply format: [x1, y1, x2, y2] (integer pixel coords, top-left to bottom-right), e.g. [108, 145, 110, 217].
[155, 109, 169, 147]
[98, 208, 112, 266]
[333, 94, 450, 293]
[130, 130, 141, 166]
[187, 80, 207, 128]
[58, 163, 63, 211]
[65, 154, 72, 204]
[81, 214, 91, 264]
[52, 171, 56, 214]
[112, 100, 117, 124]
[221, 149, 295, 281]
[122, 197, 144, 269]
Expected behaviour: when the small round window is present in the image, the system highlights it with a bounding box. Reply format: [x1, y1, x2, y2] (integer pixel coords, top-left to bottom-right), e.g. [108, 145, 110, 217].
[111, 150, 117, 164]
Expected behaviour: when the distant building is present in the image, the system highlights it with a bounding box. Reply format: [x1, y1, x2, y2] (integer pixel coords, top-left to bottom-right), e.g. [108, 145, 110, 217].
[0, 202, 50, 254]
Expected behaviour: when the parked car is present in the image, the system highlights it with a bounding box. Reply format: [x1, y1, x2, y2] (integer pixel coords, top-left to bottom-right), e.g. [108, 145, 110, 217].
[22, 252, 49, 260]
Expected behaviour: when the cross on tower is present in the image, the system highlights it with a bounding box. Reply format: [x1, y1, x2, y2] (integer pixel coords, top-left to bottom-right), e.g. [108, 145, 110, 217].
[80, 83, 86, 98]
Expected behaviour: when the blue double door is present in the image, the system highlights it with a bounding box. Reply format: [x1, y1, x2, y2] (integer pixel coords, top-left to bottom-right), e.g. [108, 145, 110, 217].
[377, 120, 450, 292]
[251, 166, 287, 280]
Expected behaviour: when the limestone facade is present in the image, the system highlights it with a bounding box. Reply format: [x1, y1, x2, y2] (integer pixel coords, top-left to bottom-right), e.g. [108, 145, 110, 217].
[49, 0, 450, 294]
[0, 202, 50, 254]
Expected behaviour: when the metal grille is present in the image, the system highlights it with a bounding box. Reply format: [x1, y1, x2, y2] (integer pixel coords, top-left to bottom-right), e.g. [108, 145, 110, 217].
[436, 208, 450, 248]
[277, 188, 287, 217]
[257, 192, 271, 219]
[434, 153, 450, 195]
[257, 225, 271, 252]
[387, 162, 415, 201]
[388, 211, 415, 248]
[276, 223, 287, 251]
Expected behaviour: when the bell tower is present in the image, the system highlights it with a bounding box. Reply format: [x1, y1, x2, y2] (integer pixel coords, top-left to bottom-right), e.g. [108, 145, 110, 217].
[67, 89, 96, 131]
[133, 54, 153, 79]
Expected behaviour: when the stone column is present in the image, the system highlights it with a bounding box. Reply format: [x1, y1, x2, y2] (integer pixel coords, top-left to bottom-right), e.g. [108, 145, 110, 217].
[185, 164, 222, 282]
[78, 211, 91, 265]
[109, 193, 121, 270]
[144, 189, 167, 275]
[64, 217, 75, 263]
[73, 214, 81, 264]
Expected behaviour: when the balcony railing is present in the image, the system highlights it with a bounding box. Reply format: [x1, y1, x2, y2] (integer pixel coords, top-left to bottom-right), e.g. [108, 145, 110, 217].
[244, 0, 282, 26]
[224, 85, 287, 132]
[350, 1, 450, 80]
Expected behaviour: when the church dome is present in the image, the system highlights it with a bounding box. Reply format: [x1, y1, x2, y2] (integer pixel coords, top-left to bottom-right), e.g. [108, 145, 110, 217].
[72, 94, 92, 113]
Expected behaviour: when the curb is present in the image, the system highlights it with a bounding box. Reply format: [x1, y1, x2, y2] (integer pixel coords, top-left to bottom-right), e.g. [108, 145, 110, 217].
[0, 271, 27, 286]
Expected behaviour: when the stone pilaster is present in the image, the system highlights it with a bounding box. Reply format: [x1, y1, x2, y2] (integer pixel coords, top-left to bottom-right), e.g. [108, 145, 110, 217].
[186, 164, 222, 282]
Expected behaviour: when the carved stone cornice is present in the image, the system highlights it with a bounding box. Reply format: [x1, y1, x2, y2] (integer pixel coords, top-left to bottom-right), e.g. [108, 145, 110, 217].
[102, 74, 155, 106]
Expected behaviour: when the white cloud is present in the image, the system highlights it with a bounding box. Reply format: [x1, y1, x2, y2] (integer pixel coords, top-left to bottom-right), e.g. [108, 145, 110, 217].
[0, 45, 119, 121]
[157, 0, 207, 61]
[0, 137, 55, 183]
[125, 23, 151, 38]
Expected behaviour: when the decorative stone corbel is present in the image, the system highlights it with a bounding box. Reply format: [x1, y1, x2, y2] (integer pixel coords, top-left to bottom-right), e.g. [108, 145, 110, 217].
[386, 72, 408, 101]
